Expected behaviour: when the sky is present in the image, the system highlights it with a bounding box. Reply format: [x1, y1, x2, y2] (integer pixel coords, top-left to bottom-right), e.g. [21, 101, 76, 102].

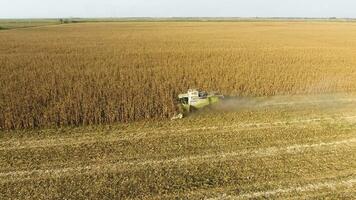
[0, 0, 355, 19]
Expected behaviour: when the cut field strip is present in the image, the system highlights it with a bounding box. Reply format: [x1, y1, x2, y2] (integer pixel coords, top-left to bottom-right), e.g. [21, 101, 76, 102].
[1, 137, 354, 182]
[257, 98, 356, 107]
[1, 114, 356, 150]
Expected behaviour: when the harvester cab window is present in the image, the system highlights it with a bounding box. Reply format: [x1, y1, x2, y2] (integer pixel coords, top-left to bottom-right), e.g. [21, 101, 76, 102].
[180, 97, 189, 104]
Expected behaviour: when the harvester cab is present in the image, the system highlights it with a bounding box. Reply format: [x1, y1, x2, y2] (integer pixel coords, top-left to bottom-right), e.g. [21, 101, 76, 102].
[173, 89, 224, 119]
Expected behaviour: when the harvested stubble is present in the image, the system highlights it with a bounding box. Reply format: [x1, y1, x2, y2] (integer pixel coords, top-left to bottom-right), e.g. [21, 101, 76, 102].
[1, 22, 356, 129]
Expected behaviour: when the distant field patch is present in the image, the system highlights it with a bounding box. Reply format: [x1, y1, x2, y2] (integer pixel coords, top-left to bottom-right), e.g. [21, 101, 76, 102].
[0, 19, 60, 30]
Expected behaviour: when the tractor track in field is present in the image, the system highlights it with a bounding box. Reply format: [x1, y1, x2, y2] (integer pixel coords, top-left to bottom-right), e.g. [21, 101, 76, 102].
[177, 115, 356, 133]
[1, 137, 355, 182]
[208, 176, 356, 199]
[1, 115, 356, 151]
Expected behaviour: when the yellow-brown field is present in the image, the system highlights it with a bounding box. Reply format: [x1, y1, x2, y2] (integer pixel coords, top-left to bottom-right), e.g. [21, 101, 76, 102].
[1, 22, 356, 199]
[1, 22, 356, 129]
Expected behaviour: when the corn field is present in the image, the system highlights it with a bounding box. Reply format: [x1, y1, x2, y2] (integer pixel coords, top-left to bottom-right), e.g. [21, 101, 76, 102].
[1, 22, 356, 129]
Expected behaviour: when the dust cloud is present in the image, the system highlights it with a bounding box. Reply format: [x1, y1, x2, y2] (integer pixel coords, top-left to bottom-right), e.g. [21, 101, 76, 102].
[210, 93, 356, 112]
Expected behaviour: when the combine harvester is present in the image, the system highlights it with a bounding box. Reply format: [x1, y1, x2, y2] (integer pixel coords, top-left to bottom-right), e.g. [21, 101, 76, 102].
[172, 89, 224, 119]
